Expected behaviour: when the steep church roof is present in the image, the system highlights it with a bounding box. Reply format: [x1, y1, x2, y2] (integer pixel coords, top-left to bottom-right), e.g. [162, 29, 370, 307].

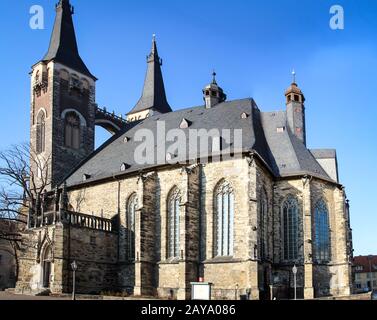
[260, 111, 330, 178]
[128, 36, 172, 116]
[64, 98, 333, 187]
[42, 0, 96, 79]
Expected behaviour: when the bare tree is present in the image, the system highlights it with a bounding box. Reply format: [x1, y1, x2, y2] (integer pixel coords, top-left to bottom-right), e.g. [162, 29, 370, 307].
[0, 142, 52, 240]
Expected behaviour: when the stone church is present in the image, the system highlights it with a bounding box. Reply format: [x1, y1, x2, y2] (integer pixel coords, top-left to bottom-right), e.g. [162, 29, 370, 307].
[15, 0, 353, 299]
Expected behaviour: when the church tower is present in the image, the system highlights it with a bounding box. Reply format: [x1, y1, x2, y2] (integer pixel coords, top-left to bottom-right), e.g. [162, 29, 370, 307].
[30, 0, 96, 189]
[285, 71, 306, 145]
[127, 35, 172, 122]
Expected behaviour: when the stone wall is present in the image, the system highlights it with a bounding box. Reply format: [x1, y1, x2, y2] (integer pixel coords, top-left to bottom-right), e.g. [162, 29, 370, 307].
[15, 222, 118, 295]
[16, 155, 352, 299]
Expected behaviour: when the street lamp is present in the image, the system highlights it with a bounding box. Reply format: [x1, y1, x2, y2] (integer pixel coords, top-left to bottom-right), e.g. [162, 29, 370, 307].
[71, 260, 77, 301]
[292, 265, 298, 300]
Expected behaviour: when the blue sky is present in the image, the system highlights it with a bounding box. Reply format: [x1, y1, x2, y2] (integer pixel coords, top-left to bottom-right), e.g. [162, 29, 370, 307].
[0, 0, 376, 255]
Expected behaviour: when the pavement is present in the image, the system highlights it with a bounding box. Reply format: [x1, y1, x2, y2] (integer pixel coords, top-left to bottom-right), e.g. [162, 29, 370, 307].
[0, 291, 70, 300]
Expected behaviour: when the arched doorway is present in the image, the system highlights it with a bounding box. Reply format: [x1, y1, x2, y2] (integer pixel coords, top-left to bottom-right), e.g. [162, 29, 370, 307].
[42, 246, 52, 289]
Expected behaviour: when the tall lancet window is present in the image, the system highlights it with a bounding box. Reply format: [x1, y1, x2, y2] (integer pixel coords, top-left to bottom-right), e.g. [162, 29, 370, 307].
[259, 189, 268, 260]
[64, 112, 80, 149]
[126, 194, 138, 261]
[167, 187, 181, 259]
[314, 199, 330, 262]
[282, 196, 299, 261]
[214, 180, 234, 257]
[36, 111, 46, 154]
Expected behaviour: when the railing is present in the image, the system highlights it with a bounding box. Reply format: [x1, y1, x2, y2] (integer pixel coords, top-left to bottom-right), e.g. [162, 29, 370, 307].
[29, 210, 117, 233]
[96, 106, 129, 124]
[62, 211, 116, 233]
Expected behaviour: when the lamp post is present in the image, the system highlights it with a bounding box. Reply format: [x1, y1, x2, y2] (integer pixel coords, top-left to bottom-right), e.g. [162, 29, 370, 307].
[71, 260, 77, 301]
[292, 265, 297, 300]
[235, 284, 239, 300]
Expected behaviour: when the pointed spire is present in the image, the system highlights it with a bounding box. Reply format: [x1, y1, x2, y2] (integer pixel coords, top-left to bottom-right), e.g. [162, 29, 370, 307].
[212, 70, 217, 85]
[128, 35, 172, 117]
[42, 0, 96, 79]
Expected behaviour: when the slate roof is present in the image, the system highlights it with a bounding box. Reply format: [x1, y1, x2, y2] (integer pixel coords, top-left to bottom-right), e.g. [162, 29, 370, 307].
[128, 38, 172, 115]
[42, 0, 96, 80]
[65, 98, 334, 186]
[260, 111, 331, 179]
[310, 149, 337, 159]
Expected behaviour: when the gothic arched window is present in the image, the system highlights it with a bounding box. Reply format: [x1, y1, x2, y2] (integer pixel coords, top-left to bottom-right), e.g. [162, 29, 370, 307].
[259, 188, 268, 260]
[214, 180, 234, 257]
[36, 111, 46, 154]
[64, 112, 80, 149]
[126, 194, 138, 261]
[314, 199, 330, 262]
[282, 196, 299, 261]
[167, 187, 181, 259]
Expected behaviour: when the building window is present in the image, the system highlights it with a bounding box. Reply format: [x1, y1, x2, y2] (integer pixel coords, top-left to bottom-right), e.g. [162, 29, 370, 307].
[214, 180, 234, 257]
[64, 112, 81, 149]
[36, 111, 46, 154]
[167, 187, 181, 259]
[314, 199, 331, 262]
[126, 194, 138, 261]
[259, 189, 268, 260]
[282, 196, 299, 261]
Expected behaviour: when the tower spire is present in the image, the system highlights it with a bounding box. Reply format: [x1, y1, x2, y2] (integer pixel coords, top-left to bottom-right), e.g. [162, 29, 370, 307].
[292, 69, 296, 84]
[42, 0, 95, 79]
[203, 71, 226, 109]
[127, 35, 172, 120]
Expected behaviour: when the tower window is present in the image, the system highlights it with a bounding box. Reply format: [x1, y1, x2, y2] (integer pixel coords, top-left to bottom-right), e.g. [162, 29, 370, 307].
[36, 111, 46, 154]
[64, 112, 81, 149]
[294, 95, 300, 102]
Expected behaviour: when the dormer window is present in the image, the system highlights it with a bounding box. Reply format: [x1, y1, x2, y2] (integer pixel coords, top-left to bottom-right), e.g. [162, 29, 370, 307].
[179, 118, 191, 129]
[82, 174, 91, 181]
[166, 153, 174, 162]
[241, 112, 249, 119]
[212, 136, 223, 153]
[120, 163, 131, 172]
